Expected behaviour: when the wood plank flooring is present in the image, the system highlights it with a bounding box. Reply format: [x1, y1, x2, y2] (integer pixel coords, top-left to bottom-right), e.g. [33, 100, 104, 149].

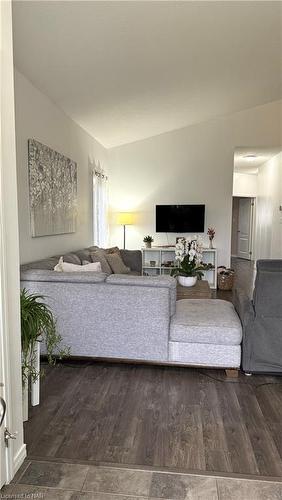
[25, 361, 282, 477]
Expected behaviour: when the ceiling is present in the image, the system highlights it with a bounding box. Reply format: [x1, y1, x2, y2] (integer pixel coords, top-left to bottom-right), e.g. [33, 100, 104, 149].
[12, 1, 282, 148]
[234, 147, 281, 174]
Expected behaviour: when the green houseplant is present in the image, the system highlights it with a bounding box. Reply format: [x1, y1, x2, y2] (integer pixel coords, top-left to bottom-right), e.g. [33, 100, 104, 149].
[21, 288, 69, 385]
[171, 254, 213, 284]
[143, 235, 154, 248]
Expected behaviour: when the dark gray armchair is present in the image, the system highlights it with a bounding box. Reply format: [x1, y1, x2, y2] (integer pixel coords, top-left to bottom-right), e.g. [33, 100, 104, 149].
[234, 260, 282, 374]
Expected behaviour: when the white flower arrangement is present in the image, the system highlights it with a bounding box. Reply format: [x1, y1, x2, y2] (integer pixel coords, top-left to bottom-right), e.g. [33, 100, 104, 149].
[172, 236, 213, 279]
[175, 236, 204, 263]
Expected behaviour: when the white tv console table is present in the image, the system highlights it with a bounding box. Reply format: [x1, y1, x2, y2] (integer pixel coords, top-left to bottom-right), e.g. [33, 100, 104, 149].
[142, 246, 217, 289]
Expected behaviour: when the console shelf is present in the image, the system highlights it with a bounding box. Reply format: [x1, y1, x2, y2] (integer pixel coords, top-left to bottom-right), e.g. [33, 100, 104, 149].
[142, 246, 217, 289]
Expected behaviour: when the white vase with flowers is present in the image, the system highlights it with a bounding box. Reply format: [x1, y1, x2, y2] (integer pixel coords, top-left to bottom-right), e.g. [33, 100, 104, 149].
[172, 236, 214, 287]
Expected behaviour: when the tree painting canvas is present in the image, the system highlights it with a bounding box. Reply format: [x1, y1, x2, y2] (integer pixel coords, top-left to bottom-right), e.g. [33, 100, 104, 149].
[28, 139, 77, 237]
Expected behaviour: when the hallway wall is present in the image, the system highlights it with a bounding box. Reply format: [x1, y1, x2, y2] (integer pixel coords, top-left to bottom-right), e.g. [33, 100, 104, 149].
[255, 152, 282, 259]
[233, 172, 257, 197]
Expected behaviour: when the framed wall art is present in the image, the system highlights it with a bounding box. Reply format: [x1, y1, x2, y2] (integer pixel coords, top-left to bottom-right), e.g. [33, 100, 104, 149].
[28, 139, 77, 237]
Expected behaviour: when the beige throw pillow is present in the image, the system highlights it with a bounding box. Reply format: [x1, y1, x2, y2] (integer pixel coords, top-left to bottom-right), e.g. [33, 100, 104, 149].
[105, 246, 120, 255]
[105, 252, 130, 274]
[90, 250, 112, 274]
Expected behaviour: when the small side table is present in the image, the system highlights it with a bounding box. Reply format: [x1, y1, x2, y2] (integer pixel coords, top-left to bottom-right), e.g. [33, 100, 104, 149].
[177, 280, 211, 300]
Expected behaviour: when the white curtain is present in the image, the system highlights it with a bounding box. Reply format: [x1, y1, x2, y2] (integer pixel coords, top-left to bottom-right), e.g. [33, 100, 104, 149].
[93, 168, 109, 247]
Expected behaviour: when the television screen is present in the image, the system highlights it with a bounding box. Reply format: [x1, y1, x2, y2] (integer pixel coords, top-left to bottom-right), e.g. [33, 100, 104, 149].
[156, 205, 205, 233]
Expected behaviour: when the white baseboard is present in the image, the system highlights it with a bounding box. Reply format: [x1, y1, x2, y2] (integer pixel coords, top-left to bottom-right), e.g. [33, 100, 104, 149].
[13, 443, 27, 475]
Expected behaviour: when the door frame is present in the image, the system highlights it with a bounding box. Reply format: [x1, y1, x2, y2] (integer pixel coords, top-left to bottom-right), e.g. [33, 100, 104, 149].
[0, 192, 14, 487]
[249, 197, 256, 260]
[0, 0, 26, 486]
[0, 0, 13, 485]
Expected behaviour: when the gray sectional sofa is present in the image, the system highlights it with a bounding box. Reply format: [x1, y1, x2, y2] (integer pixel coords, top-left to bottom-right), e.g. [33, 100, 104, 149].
[20, 247, 242, 369]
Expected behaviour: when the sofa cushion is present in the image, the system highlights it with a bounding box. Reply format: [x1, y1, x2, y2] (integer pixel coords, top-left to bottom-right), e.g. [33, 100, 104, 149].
[90, 249, 112, 274]
[169, 341, 241, 368]
[20, 257, 59, 271]
[106, 274, 176, 316]
[105, 252, 130, 274]
[75, 249, 92, 263]
[105, 246, 120, 255]
[120, 249, 142, 274]
[87, 246, 100, 253]
[20, 269, 108, 283]
[106, 274, 175, 287]
[54, 257, 102, 273]
[62, 253, 81, 265]
[170, 299, 242, 346]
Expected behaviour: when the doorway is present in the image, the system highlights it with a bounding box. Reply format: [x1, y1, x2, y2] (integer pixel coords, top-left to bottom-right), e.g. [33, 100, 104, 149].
[231, 197, 255, 260]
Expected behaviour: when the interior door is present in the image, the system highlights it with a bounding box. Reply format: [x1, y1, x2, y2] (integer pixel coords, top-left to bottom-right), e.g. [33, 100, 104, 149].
[237, 198, 254, 260]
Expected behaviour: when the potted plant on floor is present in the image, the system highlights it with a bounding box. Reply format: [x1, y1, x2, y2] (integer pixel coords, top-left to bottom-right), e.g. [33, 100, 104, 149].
[172, 237, 214, 286]
[21, 288, 69, 420]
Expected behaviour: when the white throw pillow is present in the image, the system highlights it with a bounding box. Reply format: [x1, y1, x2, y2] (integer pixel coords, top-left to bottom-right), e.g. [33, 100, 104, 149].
[54, 257, 101, 273]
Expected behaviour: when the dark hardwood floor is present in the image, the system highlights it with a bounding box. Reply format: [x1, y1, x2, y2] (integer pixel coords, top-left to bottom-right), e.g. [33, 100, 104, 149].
[24, 258, 282, 478]
[25, 361, 282, 477]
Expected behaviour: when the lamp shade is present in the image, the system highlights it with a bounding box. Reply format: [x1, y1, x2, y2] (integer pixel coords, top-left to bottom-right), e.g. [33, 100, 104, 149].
[117, 212, 134, 225]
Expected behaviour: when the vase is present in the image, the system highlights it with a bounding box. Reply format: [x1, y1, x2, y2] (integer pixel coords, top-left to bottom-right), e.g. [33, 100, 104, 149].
[178, 276, 197, 287]
[145, 242, 151, 248]
[209, 238, 214, 249]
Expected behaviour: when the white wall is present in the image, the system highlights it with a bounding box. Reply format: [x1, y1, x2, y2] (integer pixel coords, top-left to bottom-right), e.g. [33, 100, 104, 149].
[108, 101, 282, 266]
[14, 70, 108, 264]
[255, 152, 282, 260]
[0, 0, 25, 480]
[233, 172, 257, 197]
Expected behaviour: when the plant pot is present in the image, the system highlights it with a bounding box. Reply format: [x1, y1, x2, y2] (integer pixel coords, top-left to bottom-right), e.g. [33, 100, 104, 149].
[145, 242, 152, 248]
[178, 276, 197, 287]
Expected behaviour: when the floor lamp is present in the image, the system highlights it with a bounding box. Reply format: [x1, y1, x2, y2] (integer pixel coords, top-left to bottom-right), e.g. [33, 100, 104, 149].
[117, 212, 134, 249]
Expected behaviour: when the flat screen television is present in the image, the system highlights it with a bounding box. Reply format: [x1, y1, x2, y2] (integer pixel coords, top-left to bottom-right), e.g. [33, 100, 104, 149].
[156, 205, 205, 233]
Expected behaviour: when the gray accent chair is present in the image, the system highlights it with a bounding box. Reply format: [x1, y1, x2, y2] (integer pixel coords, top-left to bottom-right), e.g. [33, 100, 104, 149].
[234, 260, 282, 374]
